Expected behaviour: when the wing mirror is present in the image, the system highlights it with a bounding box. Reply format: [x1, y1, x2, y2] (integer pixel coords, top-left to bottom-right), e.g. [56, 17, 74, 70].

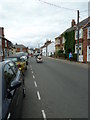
[10, 80, 22, 91]
[7, 80, 22, 99]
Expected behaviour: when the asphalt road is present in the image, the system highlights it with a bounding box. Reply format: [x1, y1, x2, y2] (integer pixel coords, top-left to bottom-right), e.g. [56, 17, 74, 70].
[21, 56, 88, 119]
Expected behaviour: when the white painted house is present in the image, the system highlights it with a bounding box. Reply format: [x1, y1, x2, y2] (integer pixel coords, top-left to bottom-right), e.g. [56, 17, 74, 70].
[41, 41, 55, 57]
[47, 42, 55, 56]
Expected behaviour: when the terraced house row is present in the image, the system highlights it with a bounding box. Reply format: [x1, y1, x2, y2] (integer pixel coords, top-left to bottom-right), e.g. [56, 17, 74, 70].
[0, 27, 28, 61]
[55, 17, 90, 62]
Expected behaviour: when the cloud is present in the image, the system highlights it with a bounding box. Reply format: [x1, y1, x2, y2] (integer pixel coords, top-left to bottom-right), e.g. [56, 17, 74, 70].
[0, 0, 88, 48]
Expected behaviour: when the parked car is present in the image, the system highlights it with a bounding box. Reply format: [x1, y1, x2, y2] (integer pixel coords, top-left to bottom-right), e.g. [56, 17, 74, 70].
[36, 55, 43, 63]
[16, 52, 28, 65]
[5, 56, 27, 74]
[0, 60, 25, 120]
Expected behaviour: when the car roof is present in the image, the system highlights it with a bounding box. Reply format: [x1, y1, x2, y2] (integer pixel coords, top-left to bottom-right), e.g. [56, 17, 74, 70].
[0, 60, 11, 68]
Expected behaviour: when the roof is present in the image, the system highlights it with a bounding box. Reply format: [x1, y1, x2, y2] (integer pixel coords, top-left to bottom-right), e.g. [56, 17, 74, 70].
[0, 60, 11, 68]
[55, 17, 90, 39]
[79, 16, 90, 28]
[14, 44, 26, 48]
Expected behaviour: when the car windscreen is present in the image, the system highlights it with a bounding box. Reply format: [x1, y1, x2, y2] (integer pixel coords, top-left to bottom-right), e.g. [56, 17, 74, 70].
[7, 58, 18, 62]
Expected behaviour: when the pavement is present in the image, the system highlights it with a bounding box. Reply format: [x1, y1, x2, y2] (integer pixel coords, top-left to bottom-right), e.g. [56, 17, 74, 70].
[21, 56, 88, 119]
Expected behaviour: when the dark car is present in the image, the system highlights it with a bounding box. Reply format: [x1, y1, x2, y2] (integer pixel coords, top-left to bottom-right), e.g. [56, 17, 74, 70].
[0, 60, 25, 120]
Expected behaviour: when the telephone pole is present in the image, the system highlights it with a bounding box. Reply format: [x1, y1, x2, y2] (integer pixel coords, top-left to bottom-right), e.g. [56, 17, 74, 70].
[77, 10, 79, 62]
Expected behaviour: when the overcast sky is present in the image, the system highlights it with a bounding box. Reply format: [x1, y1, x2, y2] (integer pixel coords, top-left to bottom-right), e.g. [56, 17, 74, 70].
[0, 0, 89, 48]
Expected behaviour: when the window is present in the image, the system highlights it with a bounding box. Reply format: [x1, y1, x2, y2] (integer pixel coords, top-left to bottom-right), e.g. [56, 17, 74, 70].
[75, 28, 83, 39]
[8, 62, 18, 74]
[4, 64, 16, 93]
[87, 27, 90, 39]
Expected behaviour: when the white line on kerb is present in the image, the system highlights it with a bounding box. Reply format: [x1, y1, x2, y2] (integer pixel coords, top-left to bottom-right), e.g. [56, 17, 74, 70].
[37, 91, 41, 100]
[33, 75, 35, 79]
[34, 81, 37, 87]
[42, 110, 47, 120]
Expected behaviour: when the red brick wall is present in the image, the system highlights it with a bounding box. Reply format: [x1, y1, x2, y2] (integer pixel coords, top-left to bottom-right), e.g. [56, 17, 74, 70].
[75, 38, 83, 44]
[83, 28, 87, 62]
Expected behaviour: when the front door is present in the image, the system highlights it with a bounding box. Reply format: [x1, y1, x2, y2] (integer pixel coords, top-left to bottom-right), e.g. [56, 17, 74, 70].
[87, 45, 90, 61]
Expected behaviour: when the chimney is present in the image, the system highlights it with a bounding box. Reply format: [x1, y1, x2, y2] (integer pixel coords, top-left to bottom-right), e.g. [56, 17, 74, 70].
[71, 19, 76, 27]
[0, 27, 4, 37]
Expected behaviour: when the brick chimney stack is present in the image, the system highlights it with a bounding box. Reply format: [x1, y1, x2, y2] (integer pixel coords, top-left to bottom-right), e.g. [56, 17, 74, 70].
[0, 27, 4, 37]
[71, 19, 76, 27]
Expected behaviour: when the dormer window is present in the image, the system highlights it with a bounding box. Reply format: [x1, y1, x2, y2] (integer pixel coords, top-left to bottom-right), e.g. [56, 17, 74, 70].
[87, 27, 90, 39]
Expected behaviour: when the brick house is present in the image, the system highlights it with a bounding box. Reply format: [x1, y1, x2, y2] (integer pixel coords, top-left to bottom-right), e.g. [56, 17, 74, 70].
[75, 17, 90, 62]
[55, 19, 76, 53]
[83, 20, 90, 62]
[0, 27, 13, 59]
[55, 37, 60, 52]
[14, 44, 28, 53]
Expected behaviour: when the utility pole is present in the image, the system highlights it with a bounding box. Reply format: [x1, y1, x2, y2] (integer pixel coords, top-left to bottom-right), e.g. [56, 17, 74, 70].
[0, 36, 3, 62]
[77, 10, 79, 62]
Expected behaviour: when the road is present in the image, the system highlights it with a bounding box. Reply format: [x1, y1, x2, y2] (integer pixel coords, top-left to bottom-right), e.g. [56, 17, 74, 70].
[21, 56, 88, 119]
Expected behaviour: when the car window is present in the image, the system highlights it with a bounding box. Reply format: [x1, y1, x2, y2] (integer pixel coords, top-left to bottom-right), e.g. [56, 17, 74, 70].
[4, 64, 16, 94]
[8, 62, 18, 74]
[8, 58, 18, 62]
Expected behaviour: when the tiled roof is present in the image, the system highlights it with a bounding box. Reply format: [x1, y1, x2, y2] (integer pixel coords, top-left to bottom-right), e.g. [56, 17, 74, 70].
[55, 17, 90, 39]
[14, 44, 26, 48]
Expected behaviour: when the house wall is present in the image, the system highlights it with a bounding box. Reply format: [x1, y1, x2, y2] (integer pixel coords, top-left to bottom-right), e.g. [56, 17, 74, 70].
[47, 42, 55, 56]
[83, 27, 87, 62]
[42, 47, 46, 56]
[55, 38, 60, 52]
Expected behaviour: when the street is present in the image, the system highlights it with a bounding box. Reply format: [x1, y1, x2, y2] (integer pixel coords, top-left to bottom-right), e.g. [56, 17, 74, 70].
[21, 56, 88, 119]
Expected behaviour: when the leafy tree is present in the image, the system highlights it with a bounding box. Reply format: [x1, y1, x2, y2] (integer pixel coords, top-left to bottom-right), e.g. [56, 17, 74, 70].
[64, 30, 75, 54]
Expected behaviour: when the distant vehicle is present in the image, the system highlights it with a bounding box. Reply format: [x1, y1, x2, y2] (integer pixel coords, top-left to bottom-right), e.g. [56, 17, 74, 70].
[36, 55, 43, 63]
[34, 53, 42, 58]
[0, 60, 25, 120]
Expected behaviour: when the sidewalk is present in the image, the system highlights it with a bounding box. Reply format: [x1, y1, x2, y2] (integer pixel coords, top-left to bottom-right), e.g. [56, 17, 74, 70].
[48, 56, 88, 69]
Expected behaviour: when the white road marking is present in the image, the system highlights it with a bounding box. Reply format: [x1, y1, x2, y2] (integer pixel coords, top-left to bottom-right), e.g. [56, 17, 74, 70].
[34, 81, 37, 87]
[37, 91, 41, 100]
[33, 75, 35, 79]
[32, 71, 33, 74]
[7, 113, 11, 120]
[42, 110, 47, 120]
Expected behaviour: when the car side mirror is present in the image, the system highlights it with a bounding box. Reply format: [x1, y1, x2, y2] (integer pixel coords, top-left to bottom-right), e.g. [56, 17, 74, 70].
[7, 80, 22, 99]
[9, 80, 22, 91]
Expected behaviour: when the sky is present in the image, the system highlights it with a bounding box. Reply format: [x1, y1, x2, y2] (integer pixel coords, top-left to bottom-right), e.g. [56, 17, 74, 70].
[0, 0, 89, 48]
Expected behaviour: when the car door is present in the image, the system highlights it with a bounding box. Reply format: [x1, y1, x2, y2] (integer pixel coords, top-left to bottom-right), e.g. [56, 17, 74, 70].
[2, 63, 16, 119]
[2, 62, 23, 119]
[7, 62, 24, 119]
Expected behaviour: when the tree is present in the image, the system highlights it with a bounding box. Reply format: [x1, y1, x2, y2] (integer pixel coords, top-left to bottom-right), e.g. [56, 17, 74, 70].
[64, 30, 75, 54]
